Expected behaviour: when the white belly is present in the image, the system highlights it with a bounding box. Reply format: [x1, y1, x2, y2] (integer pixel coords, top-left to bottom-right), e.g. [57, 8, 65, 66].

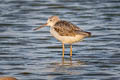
[50, 28, 84, 44]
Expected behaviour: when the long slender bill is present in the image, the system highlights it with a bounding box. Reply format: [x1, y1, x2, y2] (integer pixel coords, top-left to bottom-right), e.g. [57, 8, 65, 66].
[33, 23, 48, 31]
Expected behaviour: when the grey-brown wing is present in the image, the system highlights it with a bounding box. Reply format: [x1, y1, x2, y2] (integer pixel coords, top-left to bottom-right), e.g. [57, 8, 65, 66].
[54, 21, 83, 36]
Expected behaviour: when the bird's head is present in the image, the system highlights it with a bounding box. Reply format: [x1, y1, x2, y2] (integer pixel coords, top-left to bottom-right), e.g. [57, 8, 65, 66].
[34, 16, 60, 31]
[47, 16, 60, 26]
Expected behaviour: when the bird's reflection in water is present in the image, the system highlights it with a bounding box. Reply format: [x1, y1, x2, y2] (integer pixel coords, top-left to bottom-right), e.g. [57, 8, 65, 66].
[62, 57, 72, 66]
[52, 57, 85, 75]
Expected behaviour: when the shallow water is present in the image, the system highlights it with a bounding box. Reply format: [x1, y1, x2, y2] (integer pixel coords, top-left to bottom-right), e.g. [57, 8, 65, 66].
[0, 0, 120, 80]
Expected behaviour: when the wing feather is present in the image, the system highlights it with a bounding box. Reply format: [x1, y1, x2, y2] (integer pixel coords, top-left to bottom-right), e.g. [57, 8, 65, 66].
[54, 21, 83, 36]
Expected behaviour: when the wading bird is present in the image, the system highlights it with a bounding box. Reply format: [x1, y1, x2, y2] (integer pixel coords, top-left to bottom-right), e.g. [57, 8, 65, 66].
[34, 16, 91, 57]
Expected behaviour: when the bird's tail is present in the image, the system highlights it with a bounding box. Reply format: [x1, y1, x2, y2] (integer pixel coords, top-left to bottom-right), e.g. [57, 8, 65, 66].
[86, 32, 91, 37]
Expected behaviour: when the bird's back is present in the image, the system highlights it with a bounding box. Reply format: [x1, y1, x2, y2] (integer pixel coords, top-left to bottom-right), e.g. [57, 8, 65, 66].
[54, 20, 82, 31]
[53, 20, 91, 37]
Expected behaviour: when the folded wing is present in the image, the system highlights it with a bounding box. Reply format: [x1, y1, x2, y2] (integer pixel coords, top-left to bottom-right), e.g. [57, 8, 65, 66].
[54, 20, 90, 37]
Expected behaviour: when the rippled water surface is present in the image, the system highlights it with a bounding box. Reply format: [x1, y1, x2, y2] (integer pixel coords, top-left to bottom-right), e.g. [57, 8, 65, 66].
[0, 0, 120, 80]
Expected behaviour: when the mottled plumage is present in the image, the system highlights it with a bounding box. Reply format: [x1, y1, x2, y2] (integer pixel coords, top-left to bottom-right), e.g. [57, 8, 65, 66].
[54, 20, 90, 37]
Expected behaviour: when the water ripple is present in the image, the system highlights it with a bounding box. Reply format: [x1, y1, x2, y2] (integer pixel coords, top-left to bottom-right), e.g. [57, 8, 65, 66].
[0, 0, 120, 80]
